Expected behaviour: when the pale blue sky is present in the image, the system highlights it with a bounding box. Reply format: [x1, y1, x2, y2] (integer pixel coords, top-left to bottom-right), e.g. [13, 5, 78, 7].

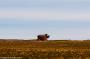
[0, 0, 90, 40]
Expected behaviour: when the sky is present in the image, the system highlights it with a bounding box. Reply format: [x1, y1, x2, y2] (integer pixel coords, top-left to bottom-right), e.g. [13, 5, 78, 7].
[0, 0, 90, 40]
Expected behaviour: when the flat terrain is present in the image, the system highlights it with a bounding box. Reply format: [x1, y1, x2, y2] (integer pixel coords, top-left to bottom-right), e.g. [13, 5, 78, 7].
[0, 39, 90, 59]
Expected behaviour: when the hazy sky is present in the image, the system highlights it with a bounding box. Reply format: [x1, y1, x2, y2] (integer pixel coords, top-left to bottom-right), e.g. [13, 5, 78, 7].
[0, 0, 90, 40]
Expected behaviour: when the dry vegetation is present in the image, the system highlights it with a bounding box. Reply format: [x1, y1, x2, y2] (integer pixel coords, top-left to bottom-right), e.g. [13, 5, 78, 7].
[0, 39, 90, 59]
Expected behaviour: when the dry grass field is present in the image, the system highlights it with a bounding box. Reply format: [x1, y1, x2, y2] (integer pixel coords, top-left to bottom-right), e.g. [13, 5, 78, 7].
[0, 39, 90, 59]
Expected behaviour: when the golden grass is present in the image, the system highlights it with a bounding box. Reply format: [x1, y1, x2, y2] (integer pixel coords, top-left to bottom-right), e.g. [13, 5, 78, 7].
[0, 39, 90, 59]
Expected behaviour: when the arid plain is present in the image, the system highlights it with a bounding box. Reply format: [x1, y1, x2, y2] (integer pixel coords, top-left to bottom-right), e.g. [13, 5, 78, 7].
[0, 39, 90, 59]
